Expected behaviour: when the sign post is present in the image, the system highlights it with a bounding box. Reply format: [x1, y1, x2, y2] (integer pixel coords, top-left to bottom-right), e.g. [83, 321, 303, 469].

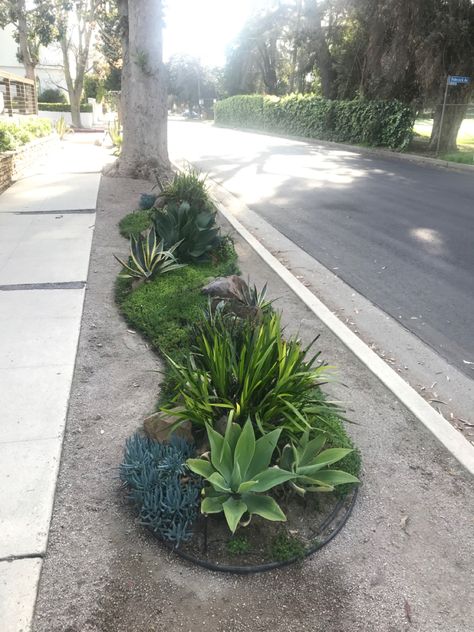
[436, 75, 471, 156]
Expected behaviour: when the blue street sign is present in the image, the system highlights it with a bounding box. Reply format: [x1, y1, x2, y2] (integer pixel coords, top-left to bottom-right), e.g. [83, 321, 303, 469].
[448, 75, 470, 85]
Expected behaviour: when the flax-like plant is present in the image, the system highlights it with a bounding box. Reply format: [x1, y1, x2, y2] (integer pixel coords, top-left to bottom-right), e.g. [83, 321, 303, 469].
[163, 310, 338, 439]
[114, 227, 185, 281]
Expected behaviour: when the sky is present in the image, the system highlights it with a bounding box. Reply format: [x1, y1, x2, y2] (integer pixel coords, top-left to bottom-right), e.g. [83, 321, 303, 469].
[163, 0, 256, 67]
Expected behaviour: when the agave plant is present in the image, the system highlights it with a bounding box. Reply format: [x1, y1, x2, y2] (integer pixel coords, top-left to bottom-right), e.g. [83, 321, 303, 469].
[187, 417, 295, 533]
[279, 430, 359, 495]
[153, 201, 220, 262]
[55, 115, 72, 140]
[114, 227, 185, 281]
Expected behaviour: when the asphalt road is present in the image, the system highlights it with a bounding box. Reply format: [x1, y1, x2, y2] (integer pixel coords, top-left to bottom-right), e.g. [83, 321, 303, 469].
[168, 120, 474, 376]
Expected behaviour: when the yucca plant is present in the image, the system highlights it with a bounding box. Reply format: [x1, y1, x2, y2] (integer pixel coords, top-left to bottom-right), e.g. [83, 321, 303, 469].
[279, 430, 359, 496]
[187, 416, 295, 533]
[153, 201, 220, 262]
[163, 310, 338, 440]
[114, 227, 185, 281]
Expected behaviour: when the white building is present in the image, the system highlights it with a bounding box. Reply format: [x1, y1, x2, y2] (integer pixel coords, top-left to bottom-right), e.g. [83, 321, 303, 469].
[0, 24, 66, 96]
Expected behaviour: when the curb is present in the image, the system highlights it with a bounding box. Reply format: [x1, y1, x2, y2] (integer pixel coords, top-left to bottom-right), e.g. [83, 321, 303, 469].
[191, 170, 474, 477]
[213, 124, 474, 174]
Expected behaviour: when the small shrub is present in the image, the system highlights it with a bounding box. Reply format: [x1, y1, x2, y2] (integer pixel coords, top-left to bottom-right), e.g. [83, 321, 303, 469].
[227, 535, 251, 556]
[270, 533, 305, 562]
[0, 118, 52, 152]
[38, 88, 66, 103]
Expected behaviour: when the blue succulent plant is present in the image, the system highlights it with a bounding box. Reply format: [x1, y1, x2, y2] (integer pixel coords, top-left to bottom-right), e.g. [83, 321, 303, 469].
[120, 433, 200, 545]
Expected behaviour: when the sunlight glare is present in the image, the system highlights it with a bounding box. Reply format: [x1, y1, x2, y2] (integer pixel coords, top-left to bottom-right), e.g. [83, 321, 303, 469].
[163, 0, 256, 66]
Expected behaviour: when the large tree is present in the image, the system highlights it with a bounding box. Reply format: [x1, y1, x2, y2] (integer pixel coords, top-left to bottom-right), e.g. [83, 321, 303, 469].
[0, 0, 55, 81]
[358, 0, 474, 152]
[117, 0, 169, 178]
[52, 0, 99, 128]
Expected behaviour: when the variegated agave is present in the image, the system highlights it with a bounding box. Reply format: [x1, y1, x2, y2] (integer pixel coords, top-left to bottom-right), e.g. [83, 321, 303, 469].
[114, 227, 185, 281]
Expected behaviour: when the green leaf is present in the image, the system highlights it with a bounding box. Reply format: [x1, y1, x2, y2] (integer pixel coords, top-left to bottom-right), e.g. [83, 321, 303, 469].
[206, 424, 232, 480]
[201, 494, 226, 514]
[242, 493, 287, 522]
[300, 432, 327, 466]
[207, 472, 232, 493]
[237, 480, 259, 494]
[311, 448, 353, 469]
[233, 419, 256, 479]
[305, 469, 359, 486]
[186, 458, 214, 479]
[247, 427, 281, 478]
[251, 466, 295, 493]
[222, 497, 248, 534]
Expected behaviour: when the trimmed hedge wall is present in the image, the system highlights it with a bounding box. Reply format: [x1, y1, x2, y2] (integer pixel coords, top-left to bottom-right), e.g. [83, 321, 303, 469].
[215, 94, 414, 150]
[38, 102, 93, 113]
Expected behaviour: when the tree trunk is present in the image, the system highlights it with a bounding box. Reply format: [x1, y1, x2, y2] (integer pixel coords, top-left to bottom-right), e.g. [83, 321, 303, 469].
[60, 36, 83, 128]
[69, 91, 83, 128]
[429, 85, 472, 154]
[288, 0, 302, 94]
[17, 0, 36, 81]
[118, 0, 170, 179]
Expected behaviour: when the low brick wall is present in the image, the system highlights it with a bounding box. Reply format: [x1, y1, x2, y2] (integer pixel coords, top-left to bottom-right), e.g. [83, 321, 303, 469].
[0, 134, 58, 193]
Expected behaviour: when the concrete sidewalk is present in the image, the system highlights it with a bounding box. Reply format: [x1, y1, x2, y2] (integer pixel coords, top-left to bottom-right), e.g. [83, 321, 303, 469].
[0, 134, 109, 631]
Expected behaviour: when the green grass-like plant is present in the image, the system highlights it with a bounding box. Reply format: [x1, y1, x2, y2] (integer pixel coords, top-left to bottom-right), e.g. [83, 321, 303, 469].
[155, 168, 212, 211]
[162, 310, 337, 440]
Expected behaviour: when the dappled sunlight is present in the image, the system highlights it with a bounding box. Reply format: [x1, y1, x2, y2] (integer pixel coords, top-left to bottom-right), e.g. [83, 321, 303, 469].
[409, 227, 446, 256]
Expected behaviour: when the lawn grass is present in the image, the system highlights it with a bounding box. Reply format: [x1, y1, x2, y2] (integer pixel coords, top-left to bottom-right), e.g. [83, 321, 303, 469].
[413, 117, 474, 163]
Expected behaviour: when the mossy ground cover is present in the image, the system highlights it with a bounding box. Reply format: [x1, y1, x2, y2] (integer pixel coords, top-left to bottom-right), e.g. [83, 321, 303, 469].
[118, 210, 152, 239]
[116, 211, 239, 360]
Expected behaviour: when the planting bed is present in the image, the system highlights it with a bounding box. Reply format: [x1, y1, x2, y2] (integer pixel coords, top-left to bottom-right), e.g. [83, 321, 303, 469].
[115, 171, 361, 573]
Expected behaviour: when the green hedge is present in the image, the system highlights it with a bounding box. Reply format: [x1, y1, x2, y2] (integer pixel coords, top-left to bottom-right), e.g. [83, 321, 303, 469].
[0, 118, 52, 153]
[38, 102, 93, 113]
[215, 94, 414, 150]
